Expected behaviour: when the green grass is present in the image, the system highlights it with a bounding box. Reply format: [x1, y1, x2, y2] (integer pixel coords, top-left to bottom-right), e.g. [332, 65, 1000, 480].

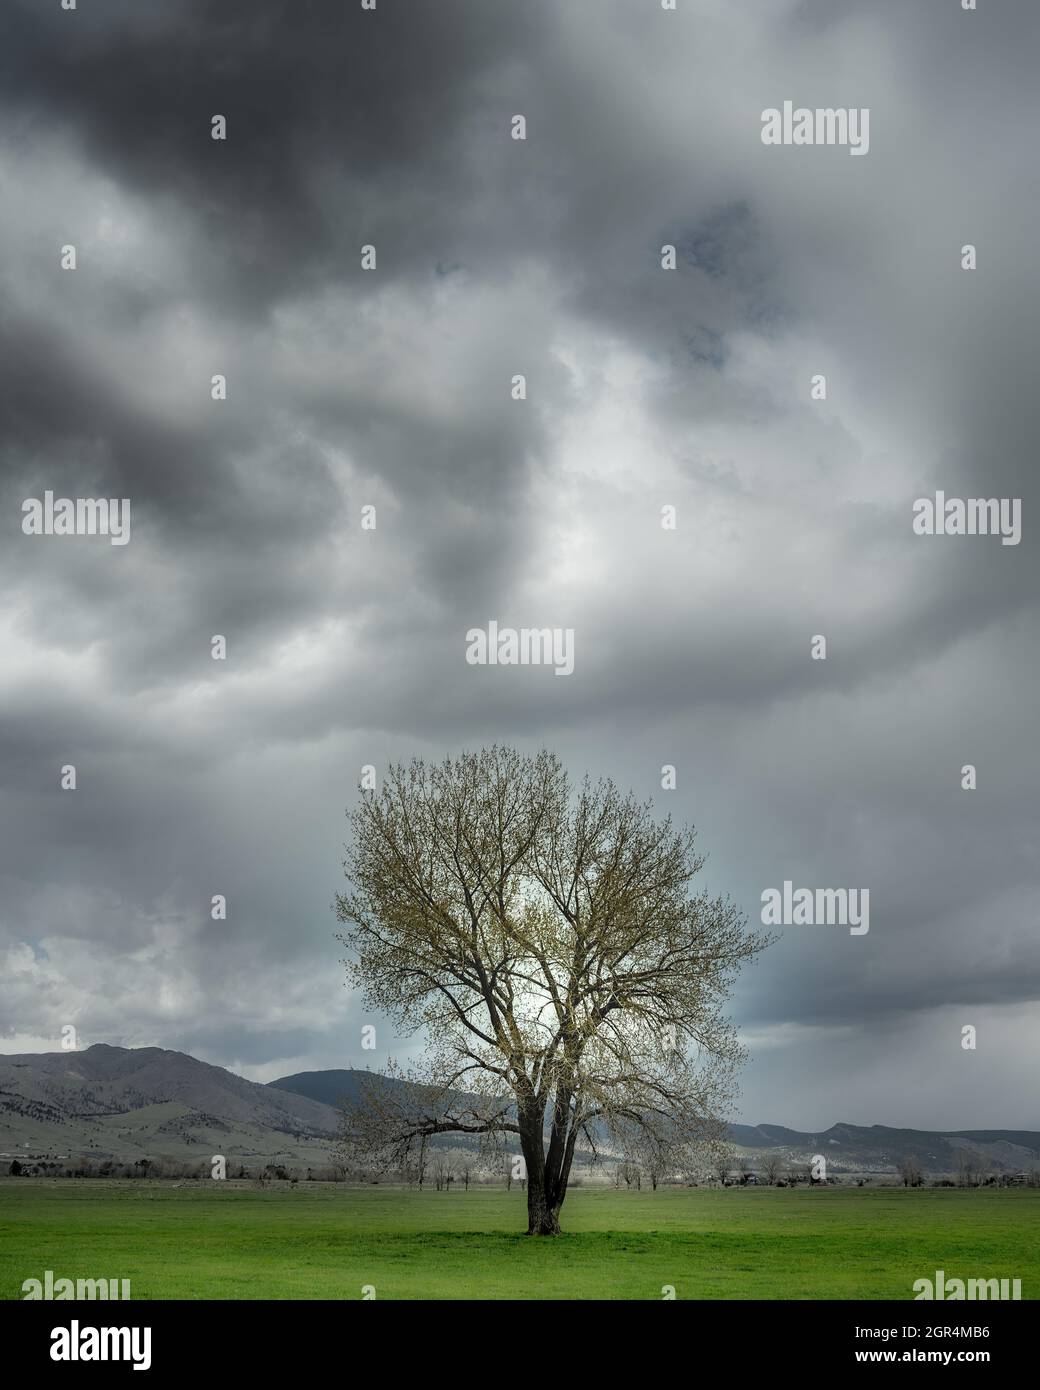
[0, 1180, 1036, 1300]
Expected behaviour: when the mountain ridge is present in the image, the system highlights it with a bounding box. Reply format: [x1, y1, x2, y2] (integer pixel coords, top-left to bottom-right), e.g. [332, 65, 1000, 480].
[1, 1045, 1037, 1175]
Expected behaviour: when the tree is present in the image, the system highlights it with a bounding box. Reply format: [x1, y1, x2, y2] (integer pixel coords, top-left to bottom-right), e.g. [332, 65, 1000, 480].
[804, 1157, 823, 1186]
[623, 1124, 699, 1191]
[442, 1150, 464, 1190]
[431, 1152, 450, 1191]
[761, 1153, 782, 1186]
[711, 1142, 736, 1187]
[897, 1155, 923, 1188]
[956, 1148, 986, 1188]
[335, 747, 770, 1235]
[629, 1135, 665, 1191]
[617, 1159, 641, 1190]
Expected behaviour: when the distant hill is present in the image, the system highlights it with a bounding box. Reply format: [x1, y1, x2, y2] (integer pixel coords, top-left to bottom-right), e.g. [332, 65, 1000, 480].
[267, 1069, 498, 1158]
[267, 1069, 406, 1111]
[726, 1121, 1040, 1175]
[2, 1046, 1037, 1176]
[273, 1075, 1040, 1176]
[0, 1043, 340, 1166]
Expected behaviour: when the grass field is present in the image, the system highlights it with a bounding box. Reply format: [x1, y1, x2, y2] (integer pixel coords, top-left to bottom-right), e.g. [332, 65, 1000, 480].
[0, 1180, 1036, 1300]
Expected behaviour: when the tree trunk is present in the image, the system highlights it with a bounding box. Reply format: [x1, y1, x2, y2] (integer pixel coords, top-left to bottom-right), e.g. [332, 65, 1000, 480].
[526, 1182, 562, 1235]
[519, 1109, 564, 1236]
[519, 1101, 579, 1235]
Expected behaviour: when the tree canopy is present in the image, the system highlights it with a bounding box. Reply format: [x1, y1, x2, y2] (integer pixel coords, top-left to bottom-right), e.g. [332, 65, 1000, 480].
[335, 746, 770, 1234]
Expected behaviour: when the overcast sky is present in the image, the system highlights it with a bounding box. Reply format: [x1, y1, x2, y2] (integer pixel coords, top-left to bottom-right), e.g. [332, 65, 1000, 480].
[2, 0, 1037, 1131]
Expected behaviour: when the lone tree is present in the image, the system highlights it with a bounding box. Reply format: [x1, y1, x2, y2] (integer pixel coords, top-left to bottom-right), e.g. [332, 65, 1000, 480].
[335, 747, 770, 1235]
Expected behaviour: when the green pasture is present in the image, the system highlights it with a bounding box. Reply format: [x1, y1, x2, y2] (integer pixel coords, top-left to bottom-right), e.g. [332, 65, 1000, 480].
[1, 1180, 1035, 1300]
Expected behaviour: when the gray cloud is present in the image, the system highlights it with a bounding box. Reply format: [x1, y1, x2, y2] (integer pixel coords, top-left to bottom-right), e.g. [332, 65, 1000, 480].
[1, 0, 1037, 1130]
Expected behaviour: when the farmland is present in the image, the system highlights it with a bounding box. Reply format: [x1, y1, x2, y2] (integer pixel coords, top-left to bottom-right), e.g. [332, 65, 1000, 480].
[1, 1180, 1035, 1301]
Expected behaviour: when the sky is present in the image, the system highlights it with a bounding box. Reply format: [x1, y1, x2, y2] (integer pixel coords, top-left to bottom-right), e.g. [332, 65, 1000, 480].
[1, 0, 1037, 1131]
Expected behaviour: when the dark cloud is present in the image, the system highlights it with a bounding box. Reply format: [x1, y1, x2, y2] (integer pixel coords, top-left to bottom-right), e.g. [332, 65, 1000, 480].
[1, 0, 1037, 1128]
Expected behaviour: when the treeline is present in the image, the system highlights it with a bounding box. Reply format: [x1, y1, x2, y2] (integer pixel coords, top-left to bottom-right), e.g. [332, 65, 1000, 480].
[6, 1157, 349, 1182]
[8, 1154, 1037, 1188]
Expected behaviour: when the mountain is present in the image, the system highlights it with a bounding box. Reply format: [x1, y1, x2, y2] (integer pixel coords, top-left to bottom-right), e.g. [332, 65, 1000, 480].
[272, 1075, 1040, 1176]
[267, 1068, 500, 1158]
[0, 1043, 340, 1167]
[3, 1046, 1037, 1176]
[725, 1121, 1040, 1175]
[268, 1069, 408, 1110]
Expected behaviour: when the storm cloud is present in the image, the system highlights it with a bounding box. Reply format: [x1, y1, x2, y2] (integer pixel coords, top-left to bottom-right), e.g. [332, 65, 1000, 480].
[1, 0, 1037, 1130]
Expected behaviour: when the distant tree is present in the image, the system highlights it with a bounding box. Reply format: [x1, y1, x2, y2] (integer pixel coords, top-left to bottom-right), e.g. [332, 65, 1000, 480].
[8, 1160, 22, 1176]
[761, 1154, 782, 1186]
[617, 1159, 641, 1190]
[633, 1135, 665, 1191]
[897, 1155, 923, 1188]
[335, 748, 770, 1234]
[711, 1143, 736, 1186]
[956, 1149, 986, 1188]
[627, 1121, 722, 1191]
[442, 1151, 464, 1191]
